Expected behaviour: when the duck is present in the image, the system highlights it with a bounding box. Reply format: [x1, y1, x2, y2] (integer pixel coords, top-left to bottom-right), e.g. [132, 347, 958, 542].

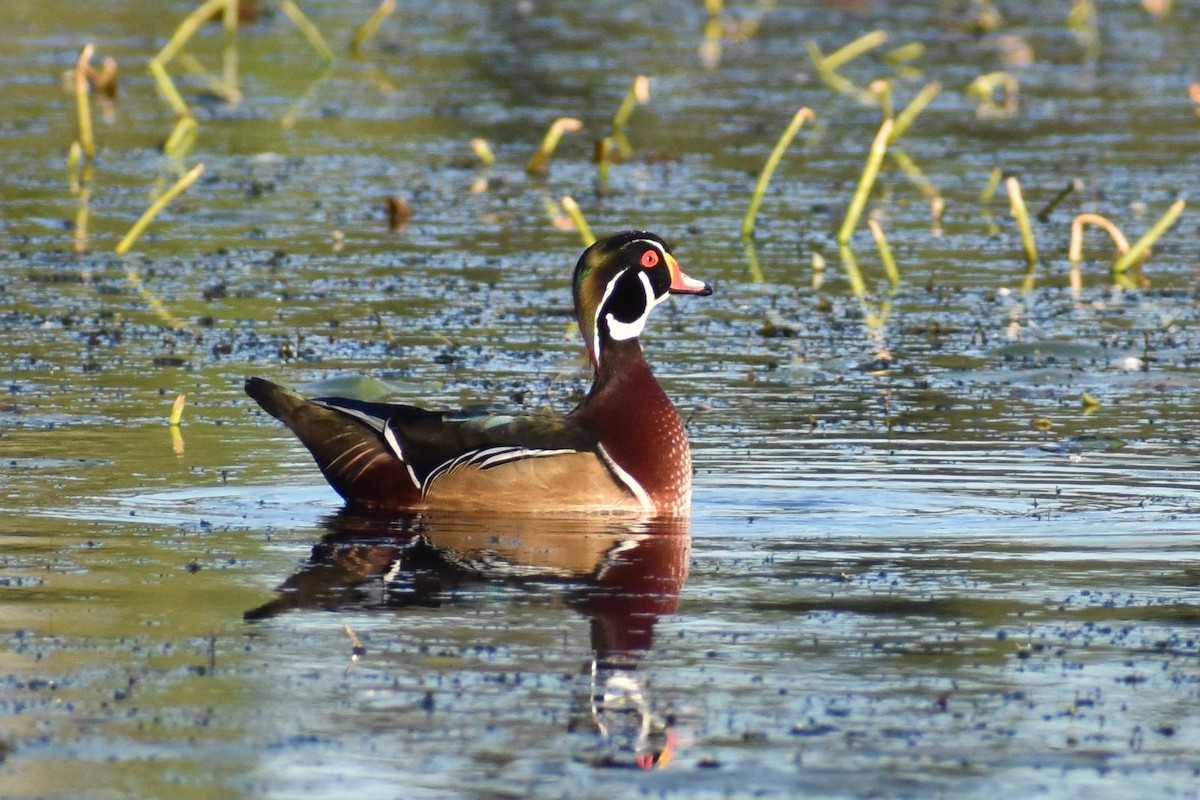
[245, 231, 712, 516]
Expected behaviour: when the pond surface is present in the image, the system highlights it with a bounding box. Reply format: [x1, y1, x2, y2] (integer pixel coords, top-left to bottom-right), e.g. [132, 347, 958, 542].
[2, 1, 1199, 797]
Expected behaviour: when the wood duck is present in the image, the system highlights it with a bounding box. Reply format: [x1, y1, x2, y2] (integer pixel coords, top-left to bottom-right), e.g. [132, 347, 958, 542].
[245, 231, 712, 515]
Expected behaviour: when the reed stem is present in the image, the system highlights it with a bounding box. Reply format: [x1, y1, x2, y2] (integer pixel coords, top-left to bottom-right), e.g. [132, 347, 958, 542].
[279, 0, 335, 64]
[1036, 179, 1082, 222]
[149, 58, 191, 117]
[156, 0, 226, 66]
[867, 219, 900, 288]
[1005, 176, 1038, 267]
[821, 30, 888, 73]
[1112, 199, 1186, 274]
[741, 106, 814, 240]
[1068, 214, 1129, 263]
[838, 245, 867, 298]
[560, 196, 595, 247]
[115, 164, 205, 255]
[837, 117, 893, 245]
[75, 45, 96, 161]
[526, 117, 582, 176]
[889, 82, 940, 141]
[350, 0, 396, 55]
[979, 167, 1002, 204]
[612, 75, 649, 157]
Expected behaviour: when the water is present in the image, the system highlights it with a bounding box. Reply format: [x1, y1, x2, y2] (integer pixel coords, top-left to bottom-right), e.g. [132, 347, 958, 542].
[2, 1, 1199, 797]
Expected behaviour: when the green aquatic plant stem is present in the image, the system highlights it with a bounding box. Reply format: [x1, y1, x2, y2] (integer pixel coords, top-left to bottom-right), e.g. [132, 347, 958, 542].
[820, 30, 887, 73]
[279, 0, 335, 64]
[526, 117, 582, 176]
[612, 75, 649, 157]
[1112, 199, 1186, 274]
[1005, 176, 1038, 267]
[1036, 179, 1082, 222]
[155, 0, 226, 66]
[890, 82, 940, 141]
[560, 196, 595, 247]
[867, 219, 900, 288]
[350, 0, 396, 55]
[741, 106, 815, 240]
[149, 58, 191, 118]
[222, 0, 239, 98]
[979, 167, 1002, 204]
[838, 245, 867, 298]
[837, 117, 894, 246]
[74, 45, 96, 161]
[115, 163, 205, 256]
[1069, 213, 1129, 263]
[470, 138, 496, 166]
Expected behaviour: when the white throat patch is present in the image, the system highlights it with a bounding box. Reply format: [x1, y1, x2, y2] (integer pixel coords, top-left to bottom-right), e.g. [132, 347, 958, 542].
[595, 269, 657, 361]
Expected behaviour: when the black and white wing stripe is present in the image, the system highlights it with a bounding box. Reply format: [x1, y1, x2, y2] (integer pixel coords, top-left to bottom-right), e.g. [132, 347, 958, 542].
[420, 445, 578, 495]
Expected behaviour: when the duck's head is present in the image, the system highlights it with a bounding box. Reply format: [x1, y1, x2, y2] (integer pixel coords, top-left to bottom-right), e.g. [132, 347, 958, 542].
[572, 231, 712, 368]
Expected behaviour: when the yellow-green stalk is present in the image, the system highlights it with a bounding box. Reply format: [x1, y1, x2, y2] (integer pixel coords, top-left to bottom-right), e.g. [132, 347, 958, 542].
[163, 116, 199, 159]
[838, 245, 867, 298]
[1005, 176, 1038, 267]
[1068, 213, 1129, 263]
[115, 164, 205, 255]
[279, 0, 335, 64]
[820, 30, 888, 73]
[743, 241, 764, 284]
[837, 117, 894, 245]
[526, 117, 582, 176]
[470, 137, 496, 166]
[867, 219, 900, 288]
[560, 196, 595, 247]
[155, 0, 226, 65]
[890, 82, 940, 141]
[1113, 199, 1186, 274]
[611, 75, 649, 157]
[350, 0, 396, 55]
[75, 45, 96, 161]
[979, 167, 1002, 204]
[170, 394, 187, 427]
[741, 106, 815, 240]
[222, 0, 240, 100]
[149, 58, 191, 117]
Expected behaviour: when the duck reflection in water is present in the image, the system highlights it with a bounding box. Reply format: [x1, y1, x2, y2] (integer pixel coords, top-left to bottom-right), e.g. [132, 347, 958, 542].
[245, 511, 690, 769]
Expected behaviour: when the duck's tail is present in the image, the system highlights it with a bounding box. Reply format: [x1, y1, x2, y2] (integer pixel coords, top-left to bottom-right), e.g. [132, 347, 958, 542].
[244, 377, 420, 510]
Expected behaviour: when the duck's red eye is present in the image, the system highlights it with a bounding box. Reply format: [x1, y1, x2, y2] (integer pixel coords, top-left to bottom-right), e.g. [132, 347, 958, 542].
[640, 249, 660, 268]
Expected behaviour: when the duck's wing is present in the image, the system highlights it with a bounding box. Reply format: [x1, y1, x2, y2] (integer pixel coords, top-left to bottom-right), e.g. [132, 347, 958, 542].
[247, 378, 640, 512]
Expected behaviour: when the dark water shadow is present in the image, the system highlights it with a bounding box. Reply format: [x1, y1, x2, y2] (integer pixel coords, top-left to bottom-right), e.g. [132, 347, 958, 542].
[246, 510, 690, 768]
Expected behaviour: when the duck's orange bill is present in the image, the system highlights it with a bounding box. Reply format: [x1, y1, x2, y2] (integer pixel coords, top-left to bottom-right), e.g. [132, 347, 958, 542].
[666, 253, 713, 296]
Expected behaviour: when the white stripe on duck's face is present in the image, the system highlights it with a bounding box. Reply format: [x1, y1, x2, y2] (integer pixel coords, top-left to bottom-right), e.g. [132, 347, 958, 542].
[593, 240, 672, 363]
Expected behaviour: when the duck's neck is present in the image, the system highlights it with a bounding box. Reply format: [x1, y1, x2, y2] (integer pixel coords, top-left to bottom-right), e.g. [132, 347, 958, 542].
[572, 338, 692, 514]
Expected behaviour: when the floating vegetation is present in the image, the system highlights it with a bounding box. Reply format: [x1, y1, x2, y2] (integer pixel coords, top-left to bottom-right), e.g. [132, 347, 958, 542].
[741, 107, 815, 240]
[560, 196, 595, 247]
[526, 117, 583, 177]
[1005, 176, 1038, 267]
[837, 118, 893, 246]
[350, 0, 396, 56]
[967, 71, 1019, 118]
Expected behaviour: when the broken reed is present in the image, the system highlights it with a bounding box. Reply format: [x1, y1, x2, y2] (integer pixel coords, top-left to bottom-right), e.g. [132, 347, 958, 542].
[837, 118, 894, 245]
[611, 75, 649, 157]
[741, 107, 814, 240]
